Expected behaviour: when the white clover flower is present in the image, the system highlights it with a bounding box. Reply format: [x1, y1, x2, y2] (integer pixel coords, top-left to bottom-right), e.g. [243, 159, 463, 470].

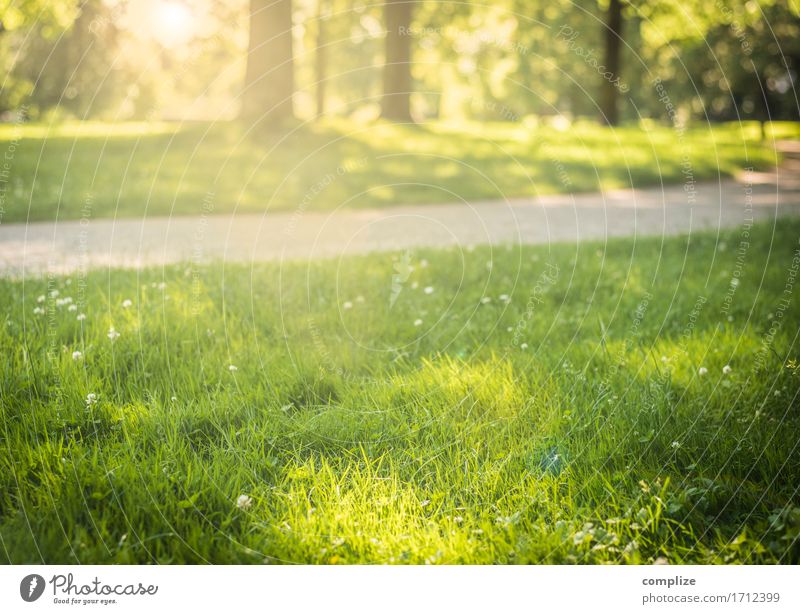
[72, 351, 83, 361]
[520, 343, 529, 350]
[342, 301, 353, 310]
[68, 304, 78, 312]
[671, 441, 681, 449]
[228, 364, 238, 372]
[122, 299, 133, 308]
[414, 319, 423, 326]
[49, 289, 60, 298]
[107, 327, 120, 341]
[506, 326, 513, 332]
[722, 365, 732, 375]
[499, 294, 510, 303]
[33, 307, 44, 315]
[37, 295, 45, 303]
[480, 296, 492, 304]
[424, 286, 434, 295]
[76, 313, 87, 321]
[236, 494, 253, 510]
[698, 367, 708, 376]
[85, 393, 98, 406]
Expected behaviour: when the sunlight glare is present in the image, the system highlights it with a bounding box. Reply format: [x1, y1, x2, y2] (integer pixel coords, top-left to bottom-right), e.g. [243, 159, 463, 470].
[153, 1, 195, 47]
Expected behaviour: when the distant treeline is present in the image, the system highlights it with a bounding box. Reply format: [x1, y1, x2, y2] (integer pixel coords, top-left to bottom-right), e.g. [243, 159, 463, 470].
[1, 0, 798, 125]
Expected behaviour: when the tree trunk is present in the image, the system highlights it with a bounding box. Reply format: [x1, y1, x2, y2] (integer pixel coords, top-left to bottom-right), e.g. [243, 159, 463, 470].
[315, 0, 326, 119]
[381, 0, 413, 121]
[600, 0, 623, 126]
[242, 0, 294, 121]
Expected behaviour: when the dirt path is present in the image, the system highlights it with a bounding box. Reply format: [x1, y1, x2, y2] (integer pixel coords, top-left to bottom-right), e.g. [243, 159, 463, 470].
[2, 145, 799, 275]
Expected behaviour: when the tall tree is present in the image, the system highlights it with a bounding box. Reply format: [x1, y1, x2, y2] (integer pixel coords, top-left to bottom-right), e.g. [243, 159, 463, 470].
[315, 0, 326, 118]
[381, 0, 413, 121]
[599, 0, 624, 125]
[242, 0, 294, 121]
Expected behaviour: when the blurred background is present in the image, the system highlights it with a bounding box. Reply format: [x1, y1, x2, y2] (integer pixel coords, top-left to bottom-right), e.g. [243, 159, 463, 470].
[1, 1, 799, 224]
[2, 0, 798, 125]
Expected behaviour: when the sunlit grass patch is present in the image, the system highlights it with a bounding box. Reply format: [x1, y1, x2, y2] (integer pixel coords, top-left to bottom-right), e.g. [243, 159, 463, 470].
[1, 220, 799, 563]
[0, 119, 786, 223]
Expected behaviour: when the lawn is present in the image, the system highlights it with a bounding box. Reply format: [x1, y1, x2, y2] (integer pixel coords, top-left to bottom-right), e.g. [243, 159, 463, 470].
[1, 220, 799, 564]
[0, 118, 794, 223]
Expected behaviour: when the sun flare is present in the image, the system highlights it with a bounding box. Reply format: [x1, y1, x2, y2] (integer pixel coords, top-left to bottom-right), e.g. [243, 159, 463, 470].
[153, 1, 195, 47]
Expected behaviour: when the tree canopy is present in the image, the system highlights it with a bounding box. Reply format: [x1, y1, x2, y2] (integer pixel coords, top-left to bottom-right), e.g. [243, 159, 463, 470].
[0, 0, 797, 126]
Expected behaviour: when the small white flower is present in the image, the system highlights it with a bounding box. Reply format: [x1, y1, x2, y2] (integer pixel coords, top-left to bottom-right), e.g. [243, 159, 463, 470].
[85, 393, 98, 406]
[506, 326, 513, 332]
[68, 304, 78, 312]
[122, 299, 133, 308]
[722, 365, 732, 375]
[414, 319, 423, 326]
[480, 296, 491, 304]
[107, 327, 120, 341]
[157, 282, 167, 290]
[661, 356, 668, 363]
[520, 343, 529, 350]
[72, 351, 83, 361]
[342, 301, 353, 310]
[49, 289, 60, 298]
[420, 259, 429, 268]
[424, 286, 434, 295]
[698, 367, 708, 376]
[411, 281, 419, 290]
[499, 294, 510, 303]
[236, 494, 253, 510]
[171, 396, 177, 402]
[36, 295, 45, 303]
[228, 364, 238, 372]
[76, 313, 87, 321]
[671, 441, 681, 449]
[33, 307, 44, 315]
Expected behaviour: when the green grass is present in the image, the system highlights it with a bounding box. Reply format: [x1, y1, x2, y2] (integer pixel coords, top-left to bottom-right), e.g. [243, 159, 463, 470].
[1, 220, 799, 564]
[0, 118, 792, 223]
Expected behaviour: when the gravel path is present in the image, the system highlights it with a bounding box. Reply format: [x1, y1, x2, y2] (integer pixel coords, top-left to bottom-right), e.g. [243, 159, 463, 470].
[2, 146, 799, 276]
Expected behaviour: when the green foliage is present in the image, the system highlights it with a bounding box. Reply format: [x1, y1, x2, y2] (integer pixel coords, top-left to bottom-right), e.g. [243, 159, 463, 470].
[1, 1, 797, 123]
[1, 221, 799, 563]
